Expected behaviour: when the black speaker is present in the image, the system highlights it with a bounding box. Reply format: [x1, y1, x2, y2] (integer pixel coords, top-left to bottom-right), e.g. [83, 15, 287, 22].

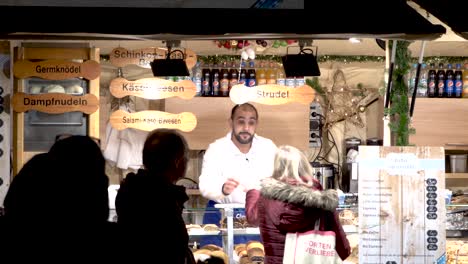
[150, 59, 189, 77]
[281, 53, 321, 77]
[309, 102, 322, 147]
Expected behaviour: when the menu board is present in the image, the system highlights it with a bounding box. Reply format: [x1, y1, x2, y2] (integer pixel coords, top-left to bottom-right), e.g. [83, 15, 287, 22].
[358, 146, 446, 264]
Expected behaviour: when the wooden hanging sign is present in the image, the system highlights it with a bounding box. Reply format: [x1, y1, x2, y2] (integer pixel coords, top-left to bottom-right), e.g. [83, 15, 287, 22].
[229, 84, 316, 105]
[109, 47, 197, 69]
[109, 110, 197, 132]
[13, 59, 100, 80]
[110, 77, 196, 100]
[12, 92, 99, 114]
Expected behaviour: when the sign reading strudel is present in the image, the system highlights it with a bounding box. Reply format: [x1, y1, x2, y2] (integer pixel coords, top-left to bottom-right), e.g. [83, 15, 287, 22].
[358, 146, 446, 264]
[110, 110, 197, 132]
[229, 84, 315, 105]
[14, 60, 100, 80]
[110, 77, 196, 100]
[109, 47, 197, 69]
[12, 92, 99, 114]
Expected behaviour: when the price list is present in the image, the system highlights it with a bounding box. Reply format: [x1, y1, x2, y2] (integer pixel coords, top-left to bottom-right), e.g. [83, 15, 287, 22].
[358, 146, 446, 264]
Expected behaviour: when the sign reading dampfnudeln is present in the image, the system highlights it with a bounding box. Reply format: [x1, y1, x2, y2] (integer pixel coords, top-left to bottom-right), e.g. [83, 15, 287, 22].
[358, 146, 446, 264]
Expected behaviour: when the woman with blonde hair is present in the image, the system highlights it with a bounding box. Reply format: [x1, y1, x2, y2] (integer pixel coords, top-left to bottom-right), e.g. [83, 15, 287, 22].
[245, 145, 350, 264]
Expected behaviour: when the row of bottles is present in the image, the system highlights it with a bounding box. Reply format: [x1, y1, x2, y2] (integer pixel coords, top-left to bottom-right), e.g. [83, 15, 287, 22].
[191, 60, 304, 97]
[408, 62, 468, 98]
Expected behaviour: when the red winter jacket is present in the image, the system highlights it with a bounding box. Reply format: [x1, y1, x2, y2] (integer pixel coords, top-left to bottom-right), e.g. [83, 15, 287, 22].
[245, 178, 351, 264]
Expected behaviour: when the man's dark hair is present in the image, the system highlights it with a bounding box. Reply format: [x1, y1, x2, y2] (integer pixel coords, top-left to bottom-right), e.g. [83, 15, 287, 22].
[142, 128, 189, 183]
[230, 103, 258, 120]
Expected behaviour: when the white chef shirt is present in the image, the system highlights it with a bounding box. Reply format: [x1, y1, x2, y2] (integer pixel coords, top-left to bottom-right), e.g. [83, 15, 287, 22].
[198, 132, 277, 204]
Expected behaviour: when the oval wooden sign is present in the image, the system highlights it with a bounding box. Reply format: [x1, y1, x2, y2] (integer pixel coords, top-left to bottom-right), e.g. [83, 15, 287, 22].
[109, 47, 197, 70]
[110, 77, 196, 100]
[110, 109, 197, 132]
[229, 84, 316, 105]
[13, 60, 100, 80]
[12, 92, 99, 114]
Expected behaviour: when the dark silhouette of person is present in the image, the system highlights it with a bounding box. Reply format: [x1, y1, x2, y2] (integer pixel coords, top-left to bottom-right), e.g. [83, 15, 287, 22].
[1, 135, 115, 262]
[115, 128, 195, 264]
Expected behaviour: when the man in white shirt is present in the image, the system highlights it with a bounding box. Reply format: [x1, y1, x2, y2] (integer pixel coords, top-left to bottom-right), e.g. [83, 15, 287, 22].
[198, 103, 277, 246]
[199, 103, 277, 204]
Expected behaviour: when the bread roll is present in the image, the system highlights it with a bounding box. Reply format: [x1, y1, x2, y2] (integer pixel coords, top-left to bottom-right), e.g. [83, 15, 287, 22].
[246, 241, 264, 252]
[66, 85, 84, 94]
[30, 85, 42, 94]
[239, 255, 250, 264]
[44, 84, 65, 93]
[203, 224, 220, 232]
[201, 244, 222, 251]
[247, 247, 265, 262]
[234, 244, 246, 255]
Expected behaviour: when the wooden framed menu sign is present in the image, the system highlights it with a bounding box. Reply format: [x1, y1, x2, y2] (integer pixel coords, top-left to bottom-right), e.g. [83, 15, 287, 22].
[109, 77, 196, 100]
[109, 110, 197, 132]
[13, 59, 100, 80]
[229, 84, 315, 105]
[12, 92, 99, 114]
[358, 146, 446, 264]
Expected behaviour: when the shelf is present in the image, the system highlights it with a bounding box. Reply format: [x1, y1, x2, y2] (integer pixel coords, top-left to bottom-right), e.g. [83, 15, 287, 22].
[446, 173, 468, 188]
[220, 227, 260, 235]
[446, 173, 468, 179]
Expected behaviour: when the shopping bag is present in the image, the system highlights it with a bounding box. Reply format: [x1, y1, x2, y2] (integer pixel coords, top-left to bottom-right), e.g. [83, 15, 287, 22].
[283, 226, 342, 264]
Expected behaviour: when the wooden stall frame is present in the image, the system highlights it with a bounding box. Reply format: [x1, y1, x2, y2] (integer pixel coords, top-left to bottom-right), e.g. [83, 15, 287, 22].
[13, 46, 100, 176]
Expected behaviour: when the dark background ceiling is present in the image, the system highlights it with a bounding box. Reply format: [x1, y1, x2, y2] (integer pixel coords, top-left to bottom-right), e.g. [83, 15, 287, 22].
[0, 0, 451, 41]
[413, 0, 467, 40]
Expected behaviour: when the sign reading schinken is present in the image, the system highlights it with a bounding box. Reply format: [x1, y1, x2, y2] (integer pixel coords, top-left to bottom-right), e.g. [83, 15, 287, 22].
[109, 47, 197, 69]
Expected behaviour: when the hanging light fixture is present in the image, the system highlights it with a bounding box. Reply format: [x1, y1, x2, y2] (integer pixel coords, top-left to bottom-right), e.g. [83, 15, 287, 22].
[150, 40, 189, 77]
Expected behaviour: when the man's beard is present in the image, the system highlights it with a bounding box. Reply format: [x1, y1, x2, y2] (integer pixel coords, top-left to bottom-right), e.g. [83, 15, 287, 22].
[234, 132, 253, 144]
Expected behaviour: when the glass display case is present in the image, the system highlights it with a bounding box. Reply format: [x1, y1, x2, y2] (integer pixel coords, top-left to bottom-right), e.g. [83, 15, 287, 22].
[23, 77, 89, 151]
[183, 203, 360, 264]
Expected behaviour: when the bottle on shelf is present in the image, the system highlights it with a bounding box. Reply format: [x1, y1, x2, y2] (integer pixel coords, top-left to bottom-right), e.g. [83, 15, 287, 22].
[295, 76, 305, 87]
[445, 63, 454, 98]
[407, 63, 417, 96]
[239, 61, 247, 86]
[436, 63, 446, 97]
[417, 63, 428, 97]
[276, 64, 286, 86]
[192, 61, 202, 97]
[286, 76, 295, 88]
[427, 63, 436, 98]
[219, 61, 230, 97]
[211, 63, 220, 96]
[266, 61, 277, 84]
[228, 61, 238, 93]
[454, 63, 463, 98]
[256, 60, 267, 85]
[201, 63, 212, 97]
[463, 63, 468, 98]
[246, 61, 256, 87]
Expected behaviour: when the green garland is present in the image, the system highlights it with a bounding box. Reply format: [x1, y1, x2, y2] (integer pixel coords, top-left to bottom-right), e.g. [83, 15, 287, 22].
[384, 41, 415, 146]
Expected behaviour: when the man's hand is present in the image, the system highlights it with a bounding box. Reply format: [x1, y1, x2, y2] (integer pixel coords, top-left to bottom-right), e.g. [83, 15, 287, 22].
[222, 178, 240, 195]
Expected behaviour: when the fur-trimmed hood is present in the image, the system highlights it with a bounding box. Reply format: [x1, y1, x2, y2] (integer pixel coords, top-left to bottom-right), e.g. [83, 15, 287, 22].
[260, 177, 338, 211]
